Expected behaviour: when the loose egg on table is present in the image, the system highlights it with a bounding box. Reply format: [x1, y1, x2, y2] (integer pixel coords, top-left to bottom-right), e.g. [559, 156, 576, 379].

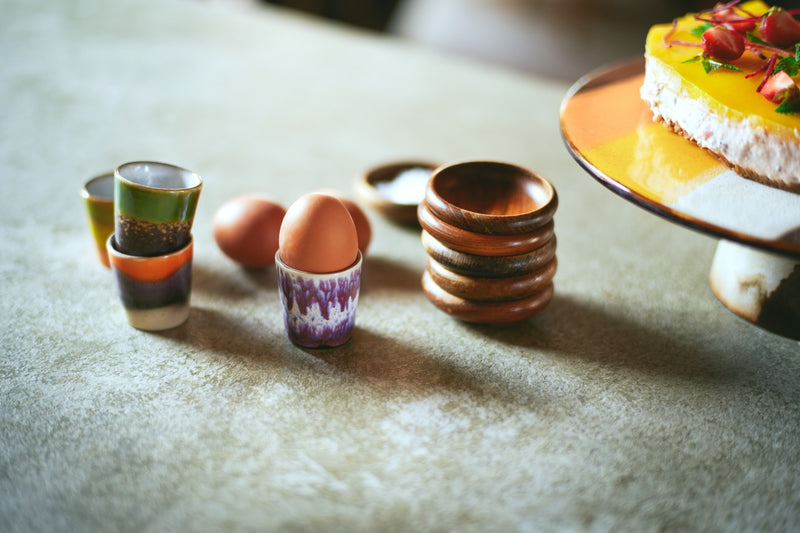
[279, 192, 359, 274]
[212, 194, 286, 267]
[315, 189, 372, 254]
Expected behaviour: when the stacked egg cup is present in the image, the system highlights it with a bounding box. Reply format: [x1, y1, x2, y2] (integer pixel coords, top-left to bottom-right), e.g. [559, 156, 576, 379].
[417, 161, 558, 324]
[105, 162, 203, 331]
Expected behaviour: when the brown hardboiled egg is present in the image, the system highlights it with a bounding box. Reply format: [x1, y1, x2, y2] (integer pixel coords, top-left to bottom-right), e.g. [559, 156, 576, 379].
[212, 194, 286, 267]
[279, 192, 359, 273]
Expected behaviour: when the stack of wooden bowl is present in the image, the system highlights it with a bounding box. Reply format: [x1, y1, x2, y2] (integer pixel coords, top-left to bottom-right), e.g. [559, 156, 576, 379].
[417, 160, 558, 324]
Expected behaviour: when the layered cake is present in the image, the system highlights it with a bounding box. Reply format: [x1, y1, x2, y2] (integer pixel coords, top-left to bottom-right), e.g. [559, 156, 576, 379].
[641, 1, 800, 192]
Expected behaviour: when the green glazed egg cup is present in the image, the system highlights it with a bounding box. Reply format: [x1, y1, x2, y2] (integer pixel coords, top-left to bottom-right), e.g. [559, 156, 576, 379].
[114, 161, 202, 257]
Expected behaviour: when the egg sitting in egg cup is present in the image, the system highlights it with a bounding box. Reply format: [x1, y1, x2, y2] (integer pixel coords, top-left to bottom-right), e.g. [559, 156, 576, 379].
[275, 192, 363, 348]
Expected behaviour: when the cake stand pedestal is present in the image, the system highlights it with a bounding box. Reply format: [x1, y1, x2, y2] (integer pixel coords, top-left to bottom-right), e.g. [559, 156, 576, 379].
[560, 58, 800, 341]
[710, 240, 800, 340]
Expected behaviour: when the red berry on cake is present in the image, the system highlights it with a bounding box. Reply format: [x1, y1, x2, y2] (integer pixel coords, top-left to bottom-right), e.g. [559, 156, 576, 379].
[759, 70, 800, 103]
[760, 8, 800, 48]
[702, 25, 746, 60]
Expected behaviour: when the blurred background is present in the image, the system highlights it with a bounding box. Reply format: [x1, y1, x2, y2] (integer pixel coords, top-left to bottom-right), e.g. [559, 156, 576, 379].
[245, 0, 718, 81]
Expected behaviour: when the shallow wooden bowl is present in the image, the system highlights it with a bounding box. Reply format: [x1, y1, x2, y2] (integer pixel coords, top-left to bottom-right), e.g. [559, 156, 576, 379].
[354, 160, 439, 225]
[426, 255, 557, 302]
[421, 230, 556, 278]
[422, 271, 554, 324]
[418, 200, 554, 257]
[424, 160, 557, 235]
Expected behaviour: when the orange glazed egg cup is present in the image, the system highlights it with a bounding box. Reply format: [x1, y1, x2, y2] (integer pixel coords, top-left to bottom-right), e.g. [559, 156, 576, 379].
[106, 234, 193, 331]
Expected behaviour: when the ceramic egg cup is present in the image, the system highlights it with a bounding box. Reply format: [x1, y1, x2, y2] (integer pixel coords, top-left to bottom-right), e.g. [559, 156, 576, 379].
[103, 161, 203, 330]
[275, 251, 362, 348]
[114, 161, 202, 257]
[81, 172, 115, 268]
[106, 234, 194, 331]
[418, 161, 558, 324]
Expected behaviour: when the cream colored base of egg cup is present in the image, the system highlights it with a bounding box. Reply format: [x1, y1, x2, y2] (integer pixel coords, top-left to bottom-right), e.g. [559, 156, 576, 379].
[123, 302, 190, 331]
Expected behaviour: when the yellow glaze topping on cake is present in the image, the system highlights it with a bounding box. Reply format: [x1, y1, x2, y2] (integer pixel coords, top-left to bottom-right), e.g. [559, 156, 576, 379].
[645, 1, 799, 136]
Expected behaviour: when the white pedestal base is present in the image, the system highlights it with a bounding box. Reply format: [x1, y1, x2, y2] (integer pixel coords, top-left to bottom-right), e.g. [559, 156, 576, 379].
[710, 240, 800, 340]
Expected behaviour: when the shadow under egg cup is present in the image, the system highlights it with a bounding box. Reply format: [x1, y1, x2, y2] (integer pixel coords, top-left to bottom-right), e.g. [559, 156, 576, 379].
[275, 251, 362, 348]
[107, 234, 193, 331]
[114, 161, 202, 257]
[81, 172, 115, 268]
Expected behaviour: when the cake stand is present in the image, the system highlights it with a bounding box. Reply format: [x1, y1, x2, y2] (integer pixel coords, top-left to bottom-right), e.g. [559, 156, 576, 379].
[560, 58, 800, 340]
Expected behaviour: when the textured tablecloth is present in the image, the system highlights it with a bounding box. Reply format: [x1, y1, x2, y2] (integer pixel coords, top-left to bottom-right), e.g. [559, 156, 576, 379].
[2, 0, 798, 531]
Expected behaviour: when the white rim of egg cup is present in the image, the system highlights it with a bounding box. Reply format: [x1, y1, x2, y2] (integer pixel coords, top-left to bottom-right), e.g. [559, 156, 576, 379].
[115, 161, 202, 191]
[274, 250, 363, 278]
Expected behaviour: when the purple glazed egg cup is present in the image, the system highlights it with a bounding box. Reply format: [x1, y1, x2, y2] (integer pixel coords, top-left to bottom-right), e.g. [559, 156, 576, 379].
[275, 251, 362, 348]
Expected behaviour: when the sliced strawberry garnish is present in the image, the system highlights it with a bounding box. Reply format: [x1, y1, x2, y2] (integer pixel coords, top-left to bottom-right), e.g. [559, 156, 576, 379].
[760, 8, 800, 48]
[702, 25, 746, 61]
[758, 70, 800, 103]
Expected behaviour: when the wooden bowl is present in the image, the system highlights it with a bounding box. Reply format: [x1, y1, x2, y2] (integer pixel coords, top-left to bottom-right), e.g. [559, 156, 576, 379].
[422, 271, 554, 324]
[424, 160, 557, 235]
[426, 255, 557, 302]
[421, 230, 556, 278]
[355, 160, 439, 225]
[417, 200, 554, 257]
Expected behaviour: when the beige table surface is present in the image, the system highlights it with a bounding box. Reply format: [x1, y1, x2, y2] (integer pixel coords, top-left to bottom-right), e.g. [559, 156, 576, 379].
[2, 0, 799, 531]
